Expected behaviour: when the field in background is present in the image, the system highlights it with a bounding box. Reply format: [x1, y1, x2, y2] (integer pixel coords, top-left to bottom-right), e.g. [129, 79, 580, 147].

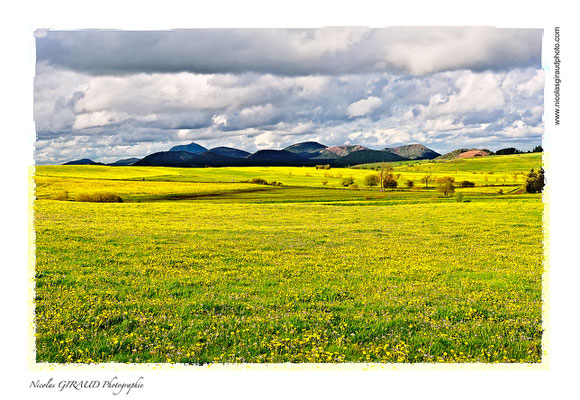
[33, 153, 544, 363]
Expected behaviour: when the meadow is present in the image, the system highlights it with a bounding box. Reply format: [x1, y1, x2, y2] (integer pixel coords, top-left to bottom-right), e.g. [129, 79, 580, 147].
[33, 153, 544, 364]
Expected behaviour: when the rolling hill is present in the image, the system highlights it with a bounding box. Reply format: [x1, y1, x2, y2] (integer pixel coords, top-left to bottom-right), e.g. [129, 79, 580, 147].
[455, 150, 492, 159]
[106, 158, 141, 166]
[133, 151, 199, 167]
[332, 150, 407, 167]
[245, 150, 311, 166]
[437, 148, 492, 160]
[208, 147, 251, 158]
[134, 150, 247, 167]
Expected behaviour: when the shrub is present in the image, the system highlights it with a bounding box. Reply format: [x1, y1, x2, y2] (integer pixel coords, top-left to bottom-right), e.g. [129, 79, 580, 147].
[383, 176, 398, 188]
[341, 176, 354, 187]
[405, 180, 414, 188]
[250, 178, 268, 185]
[75, 193, 123, 203]
[456, 193, 464, 203]
[526, 168, 545, 193]
[349, 184, 359, 190]
[364, 174, 379, 187]
[460, 180, 475, 188]
[321, 180, 328, 185]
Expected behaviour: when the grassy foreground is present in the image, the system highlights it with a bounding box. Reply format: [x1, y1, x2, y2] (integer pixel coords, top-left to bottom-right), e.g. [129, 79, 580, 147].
[33, 155, 544, 364]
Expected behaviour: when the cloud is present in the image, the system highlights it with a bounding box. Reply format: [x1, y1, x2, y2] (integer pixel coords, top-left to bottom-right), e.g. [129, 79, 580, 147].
[346, 96, 383, 118]
[36, 28, 542, 77]
[72, 111, 128, 130]
[34, 66, 545, 163]
[33, 28, 545, 164]
[427, 71, 505, 116]
[212, 114, 227, 127]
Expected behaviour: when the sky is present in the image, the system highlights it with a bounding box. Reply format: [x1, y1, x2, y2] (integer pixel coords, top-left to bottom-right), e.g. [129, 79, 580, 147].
[34, 27, 544, 164]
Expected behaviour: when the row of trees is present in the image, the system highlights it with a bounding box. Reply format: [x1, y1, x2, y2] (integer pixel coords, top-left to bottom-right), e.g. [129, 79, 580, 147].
[357, 163, 545, 195]
[363, 165, 438, 191]
[495, 145, 543, 155]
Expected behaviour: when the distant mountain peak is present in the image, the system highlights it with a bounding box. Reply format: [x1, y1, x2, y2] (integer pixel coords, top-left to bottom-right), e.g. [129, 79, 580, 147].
[284, 141, 326, 151]
[63, 158, 103, 165]
[320, 145, 368, 158]
[383, 144, 440, 160]
[169, 142, 207, 154]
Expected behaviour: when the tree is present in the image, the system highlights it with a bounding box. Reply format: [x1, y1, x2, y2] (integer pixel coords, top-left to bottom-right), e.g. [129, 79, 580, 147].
[377, 163, 392, 191]
[531, 145, 543, 153]
[364, 174, 379, 187]
[526, 168, 545, 193]
[421, 173, 433, 188]
[405, 179, 414, 188]
[436, 176, 455, 196]
[376, 163, 398, 190]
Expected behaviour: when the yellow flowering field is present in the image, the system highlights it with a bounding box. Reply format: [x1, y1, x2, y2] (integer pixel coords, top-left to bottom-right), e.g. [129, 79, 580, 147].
[34, 176, 273, 201]
[34, 181, 543, 363]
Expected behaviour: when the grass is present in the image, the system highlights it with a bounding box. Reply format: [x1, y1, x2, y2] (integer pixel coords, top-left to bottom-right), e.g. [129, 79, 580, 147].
[33, 153, 544, 364]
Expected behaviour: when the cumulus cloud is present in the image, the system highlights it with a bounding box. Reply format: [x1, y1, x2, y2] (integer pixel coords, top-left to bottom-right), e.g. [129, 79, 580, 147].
[346, 96, 383, 118]
[36, 28, 542, 77]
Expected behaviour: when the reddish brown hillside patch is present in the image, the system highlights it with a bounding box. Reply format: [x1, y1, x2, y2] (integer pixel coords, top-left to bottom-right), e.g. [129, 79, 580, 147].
[323, 145, 368, 157]
[455, 150, 491, 159]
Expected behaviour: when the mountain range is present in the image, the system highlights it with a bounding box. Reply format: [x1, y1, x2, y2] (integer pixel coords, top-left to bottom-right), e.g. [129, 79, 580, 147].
[62, 141, 442, 167]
